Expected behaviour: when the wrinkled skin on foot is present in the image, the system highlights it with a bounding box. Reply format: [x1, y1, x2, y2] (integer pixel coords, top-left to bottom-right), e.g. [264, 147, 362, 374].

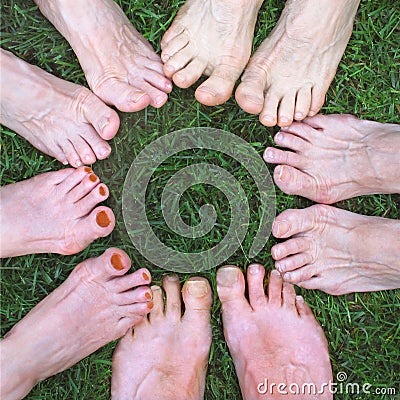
[0, 49, 119, 167]
[264, 114, 400, 203]
[112, 275, 212, 400]
[0, 167, 115, 257]
[217, 265, 333, 399]
[272, 205, 400, 295]
[0, 249, 153, 400]
[236, 0, 360, 127]
[161, 0, 263, 106]
[35, 0, 172, 112]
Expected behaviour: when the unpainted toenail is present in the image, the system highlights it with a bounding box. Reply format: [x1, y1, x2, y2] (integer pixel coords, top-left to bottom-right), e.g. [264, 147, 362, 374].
[264, 149, 274, 160]
[271, 269, 281, 276]
[89, 173, 98, 182]
[145, 291, 152, 300]
[295, 112, 303, 120]
[186, 280, 208, 297]
[245, 95, 263, 105]
[148, 301, 154, 309]
[99, 147, 110, 157]
[132, 93, 146, 103]
[155, 95, 165, 105]
[280, 117, 290, 123]
[84, 166, 92, 173]
[99, 118, 109, 132]
[248, 264, 261, 275]
[76, 160, 83, 167]
[99, 186, 106, 196]
[165, 64, 175, 73]
[275, 132, 283, 142]
[261, 115, 274, 122]
[273, 220, 289, 237]
[111, 254, 124, 270]
[142, 271, 150, 281]
[217, 267, 239, 287]
[278, 166, 289, 181]
[296, 295, 304, 303]
[283, 272, 291, 280]
[96, 210, 111, 227]
[167, 275, 179, 281]
[198, 86, 216, 96]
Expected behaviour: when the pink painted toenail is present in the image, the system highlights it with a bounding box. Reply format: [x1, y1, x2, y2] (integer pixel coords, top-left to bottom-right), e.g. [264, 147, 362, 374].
[280, 117, 290, 124]
[96, 210, 111, 227]
[111, 254, 124, 270]
[296, 295, 304, 303]
[274, 133, 283, 142]
[261, 115, 274, 122]
[165, 64, 175, 74]
[217, 267, 239, 287]
[76, 160, 83, 167]
[186, 280, 208, 297]
[248, 264, 261, 275]
[309, 111, 316, 117]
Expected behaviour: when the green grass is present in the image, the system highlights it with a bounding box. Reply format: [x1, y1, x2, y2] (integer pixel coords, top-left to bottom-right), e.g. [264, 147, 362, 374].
[1, 0, 400, 399]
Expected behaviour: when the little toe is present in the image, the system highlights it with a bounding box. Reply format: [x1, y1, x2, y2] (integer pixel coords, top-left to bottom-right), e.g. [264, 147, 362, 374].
[163, 275, 182, 320]
[274, 131, 308, 152]
[182, 278, 212, 327]
[263, 147, 304, 168]
[283, 265, 317, 284]
[149, 285, 165, 322]
[277, 94, 296, 127]
[272, 237, 311, 261]
[173, 58, 207, 89]
[235, 68, 267, 114]
[246, 264, 267, 310]
[161, 32, 189, 62]
[294, 87, 312, 122]
[61, 139, 85, 168]
[195, 65, 241, 106]
[216, 266, 251, 315]
[275, 252, 313, 274]
[273, 165, 319, 201]
[282, 282, 297, 310]
[259, 91, 280, 127]
[267, 269, 283, 307]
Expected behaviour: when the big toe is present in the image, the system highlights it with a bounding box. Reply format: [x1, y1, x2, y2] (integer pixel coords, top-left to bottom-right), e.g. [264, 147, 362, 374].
[182, 278, 212, 329]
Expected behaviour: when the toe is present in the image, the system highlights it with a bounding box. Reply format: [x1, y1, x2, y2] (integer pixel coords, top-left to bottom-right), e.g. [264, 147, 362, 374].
[163, 45, 193, 78]
[142, 68, 173, 94]
[61, 138, 85, 168]
[117, 286, 153, 306]
[69, 171, 100, 202]
[163, 275, 182, 320]
[77, 183, 109, 214]
[276, 252, 314, 274]
[263, 147, 304, 168]
[161, 23, 185, 49]
[161, 32, 189, 62]
[149, 285, 165, 322]
[259, 91, 280, 127]
[246, 264, 267, 310]
[277, 93, 296, 127]
[294, 87, 312, 121]
[295, 295, 314, 318]
[133, 80, 169, 108]
[309, 85, 326, 116]
[266, 269, 283, 306]
[282, 282, 297, 310]
[58, 166, 92, 192]
[173, 58, 207, 88]
[195, 64, 242, 106]
[182, 277, 212, 327]
[70, 135, 97, 165]
[216, 266, 251, 314]
[283, 264, 317, 284]
[110, 268, 152, 293]
[280, 121, 316, 142]
[235, 67, 267, 114]
[274, 131, 308, 152]
[272, 237, 311, 261]
[79, 128, 112, 161]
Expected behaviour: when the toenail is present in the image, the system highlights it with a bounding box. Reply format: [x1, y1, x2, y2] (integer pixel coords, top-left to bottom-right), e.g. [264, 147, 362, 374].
[142, 271, 150, 281]
[111, 254, 124, 270]
[167, 275, 179, 281]
[76, 160, 83, 167]
[166, 81, 173, 90]
[296, 295, 304, 303]
[308, 111, 316, 117]
[273, 220, 289, 237]
[89, 173, 98, 182]
[278, 166, 289, 181]
[84, 155, 93, 163]
[198, 86, 216, 96]
[217, 267, 239, 287]
[145, 291, 152, 300]
[161, 53, 170, 62]
[295, 112, 303, 120]
[280, 117, 290, 124]
[271, 269, 281, 276]
[261, 115, 274, 123]
[84, 166, 92, 173]
[96, 210, 111, 227]
[99, 185, 106, 196]
[283, 272, 291, 280]
[155, 95, 165, 105]
[248, 264, 261, 275]
[264, 149, 274, 160]
[186, 280, 208, 297]
[165, 64, 175, 73]
[148, 301, 154, 309]
[132, 92, 146, 103]
[274, 247, 282, 259]
[99, 146, 110, 157]
[245, 95, 263, 105]
[99, 118, 109, 132]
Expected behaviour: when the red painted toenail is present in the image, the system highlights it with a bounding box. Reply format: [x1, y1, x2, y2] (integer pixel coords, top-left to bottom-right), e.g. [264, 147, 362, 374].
[89, 174, 98, 182]
[148, 301, 154, 309]
[99, 186, 106, 196]
[142, 271, 150, 281]
[84, 166, 92, 173]
[145, 292, 152, 300]
[111, 254, 124, 270]
[96, 210, 110, 227]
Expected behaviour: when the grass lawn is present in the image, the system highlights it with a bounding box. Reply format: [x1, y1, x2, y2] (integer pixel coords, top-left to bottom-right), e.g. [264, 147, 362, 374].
[1, 0, 399, 399]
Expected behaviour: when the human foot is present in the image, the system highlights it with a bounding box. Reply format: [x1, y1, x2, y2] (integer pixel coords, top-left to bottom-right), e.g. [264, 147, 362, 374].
[264, 114, 400, 203]
[236, 0, 360, 127]
[272, 204, 400, 295]
[112, 275, 212, 400]
[161, 0, 263, 106]
[35, 0, 172, 111]
[0, 167, 115, 258]
[0, 49, 119, 167]
[217, 265, 332, 399]
[0, 248, 153, 400]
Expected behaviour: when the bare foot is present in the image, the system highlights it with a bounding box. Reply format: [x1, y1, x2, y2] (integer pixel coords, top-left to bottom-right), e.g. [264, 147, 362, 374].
[35, 0, 172, 112]
[0, 49, 119, 167]
[236, 0, 360, 127]
[0, 249, 153, 400]
[111, 275, 212, 400]
[161, 0, 263, 106]
[263, 114, 400, 203]
[0, 166, 115, 258]
[272, 204, 400, 295]
[217, 265, 332, 399]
